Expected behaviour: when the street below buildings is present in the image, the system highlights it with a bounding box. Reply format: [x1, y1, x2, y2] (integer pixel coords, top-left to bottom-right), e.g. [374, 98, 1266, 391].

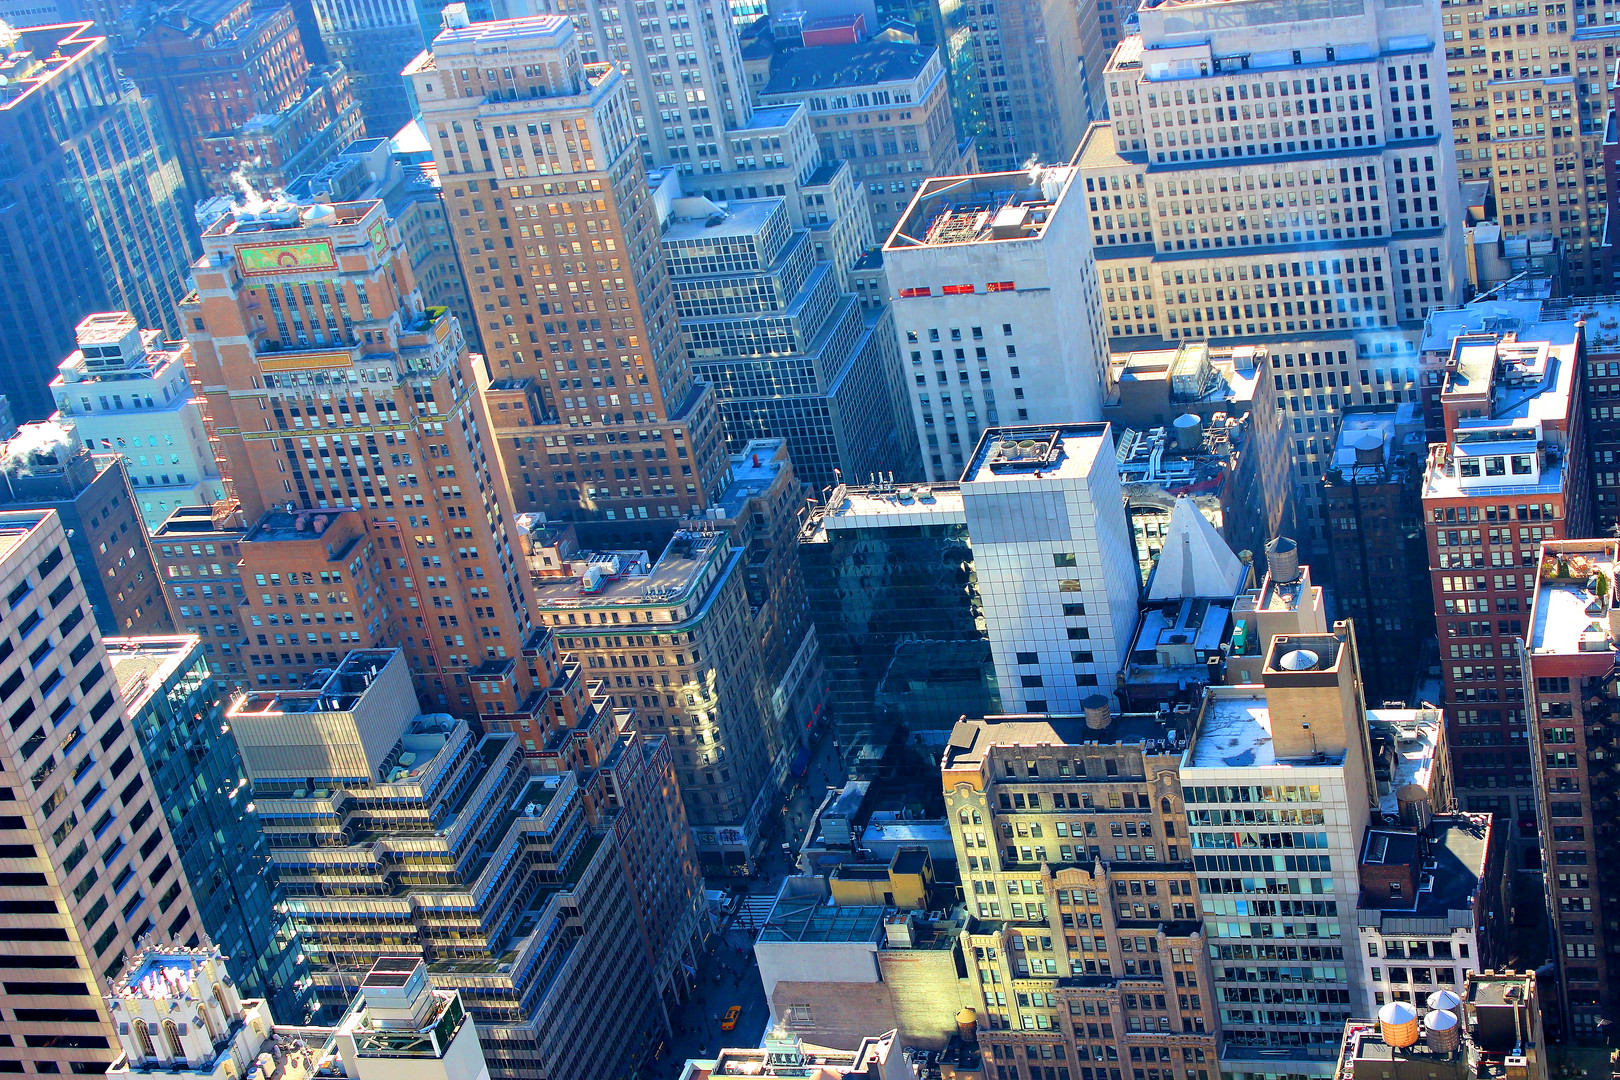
[645, 730, 850, 1078]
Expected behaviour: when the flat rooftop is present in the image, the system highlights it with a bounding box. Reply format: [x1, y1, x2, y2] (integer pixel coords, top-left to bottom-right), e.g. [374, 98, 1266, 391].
[430, 13, 571, 46]
[962, 424, 1113, 485]
[1420, 300, 1545, 353]
[106, 636, 202, 715]
[1360, 814, 1489, 919]
[888, 167, 1076, 249]
[1529, 541, 1619, 655]
[761, 40, 934, 95]
[0, 23, 101, 113]
[1367, 708, 1444, 817]
[202, 198, 379, 238]
[799, 483, 964, 540]
[244, 508, 346, 543]
[229, 649, 402, 716]
[1128, 599, 1232, 672]
[1187, 687, 1347, 769]
[942, 713, 1185, 770]
[662, 199, 778, 244]
[530, 529, 729, 609]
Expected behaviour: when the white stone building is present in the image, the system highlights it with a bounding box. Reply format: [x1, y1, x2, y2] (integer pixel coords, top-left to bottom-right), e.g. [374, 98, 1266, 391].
[49, 312, 222, 531]
[1078, 0, 1468, 544]
[884, 165, 1109, 482]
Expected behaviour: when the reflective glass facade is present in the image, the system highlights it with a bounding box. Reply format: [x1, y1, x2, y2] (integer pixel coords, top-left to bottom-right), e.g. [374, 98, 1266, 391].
[799, 507, 995, 777]
[114, 637, 312, 1022]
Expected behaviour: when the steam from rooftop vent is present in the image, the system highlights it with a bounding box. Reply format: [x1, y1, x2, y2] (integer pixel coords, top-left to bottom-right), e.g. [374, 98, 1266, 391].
[1, 421, 75, 476]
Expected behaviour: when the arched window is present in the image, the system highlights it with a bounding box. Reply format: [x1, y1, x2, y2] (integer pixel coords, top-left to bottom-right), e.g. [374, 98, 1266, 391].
[213, 984, 232, 1030]
[162, 1019, 184, 1063]
[199, 1002, 220, 1044]
[1161, 796, 1173, 815]
[133, 1020, 156, 1062]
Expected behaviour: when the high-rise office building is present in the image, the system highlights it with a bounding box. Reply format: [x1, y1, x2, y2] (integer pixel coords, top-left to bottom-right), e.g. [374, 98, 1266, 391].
[799, 483, 995, 778]
[664, 197, 916, 487]
[0, 508, 203, 1074]
[941, 710, 1220, 1075]
[1521, 537, 1619, 1042]
[1321, 403, 1432, 704]
[310, 0, 422, 136]
[104, 634, 311, 1023]
[1184, 621, 1380, 1071]
[120, 0, 364, 204]
[1420, 305, 1589, 854]
[518, 519, 782, 870]
[286, 136, 475, 336]
[756, 40, 974, 237]
[165, 194, 545, 716]
[48, 312, 225, 532]
[1446, 4, 1616, 295]
[1080, 0, 1469, 544]
[0, 422, 174, 636]
[962, 424, 1140, 716]
[884, 162, 1108, 482]
[227, 647, 695, 1077]
[405, 12, 732, 525]
[0, 20, 193, 421]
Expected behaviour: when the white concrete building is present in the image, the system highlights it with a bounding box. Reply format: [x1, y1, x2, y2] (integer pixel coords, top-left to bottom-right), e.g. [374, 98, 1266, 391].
[1181, 621, 1379, 1075]
[884, 164, 1109, 481]
[960, 423, 1140, 714]
[107, 948, 491, 1080]
[1079, 0, 1468, 544]
[49, 312, 222, 531]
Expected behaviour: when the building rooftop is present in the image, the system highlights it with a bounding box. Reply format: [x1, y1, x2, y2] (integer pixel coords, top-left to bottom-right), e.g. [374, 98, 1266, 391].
[1367, 707, 1444, 817]
[686, 1032, 902, 1080]
[202, 198, 380, 238]
[712, 439, 788, 518]
[1127, 597, 1232, 676]
[106, 636, 202, 716]
[798, 483, 964, 541]
[229, 649, 403, 716]
[0, 22, 100, 112]
[244, 508, 346, 542]
[1186, 685, 1347, 769]
[1528, 540, 1619, 655]
[757, 888, 887, 944]
[761, 40, 934, 95]
[1330, 403, 1426, 484]
[529, 528, 730, 609]
[1420, 300, 1546, 354]
[888, 166, 1076, 249]
[663, 198, 779, 243]
[733, 102, 804, 130]
[962, 424, 1114, 486]
[941, 713, 1187, 770]
[1359, 814, 1490, 921]
[1144, 495, 1247, 601]
[429, 12, 571, 47]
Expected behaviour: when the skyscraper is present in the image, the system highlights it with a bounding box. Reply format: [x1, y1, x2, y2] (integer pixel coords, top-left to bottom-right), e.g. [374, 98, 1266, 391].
[227, 647, 699, 1077]
[1521, 537, 1619, 1042]
[0, 422, 174, 637]
[1080, 0, 1468, 545]
[310, 0, 423, 136]
[884, 162, 1108, 482]
[0, 21, 194, 421]
[165, 194, 545, 716]
[1184, 621, 1380, 1070]
[1420, 303, 1589, 856]
[0, 508, 203, 1074]
[406, 12, 732, 526]
[104, 634, 312, 1024]
[120, 0, 364, 203]
[663, 197, 916, 487]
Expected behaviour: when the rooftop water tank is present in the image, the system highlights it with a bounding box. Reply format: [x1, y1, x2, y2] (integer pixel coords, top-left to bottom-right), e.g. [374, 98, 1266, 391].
[1266, 535, 1300, 584]
[1378, 1001, 1419, 1048]
[1173, 413, 1203, 451]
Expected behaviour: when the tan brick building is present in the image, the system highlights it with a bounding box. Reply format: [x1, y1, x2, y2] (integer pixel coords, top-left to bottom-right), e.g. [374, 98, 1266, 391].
[405, 13, 730, 527]
[941, 711, 1219, 1080]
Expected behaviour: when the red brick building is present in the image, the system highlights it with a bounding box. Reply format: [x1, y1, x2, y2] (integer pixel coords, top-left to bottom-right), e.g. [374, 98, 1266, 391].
[123, 0, 363, 201]
[1420, 302, 1591, 860]
[1522, 538, 1620, 1042]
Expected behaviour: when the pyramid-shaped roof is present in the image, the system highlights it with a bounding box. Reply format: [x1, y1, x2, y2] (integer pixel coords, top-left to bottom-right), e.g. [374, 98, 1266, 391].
[1145, 496, 1247, 601]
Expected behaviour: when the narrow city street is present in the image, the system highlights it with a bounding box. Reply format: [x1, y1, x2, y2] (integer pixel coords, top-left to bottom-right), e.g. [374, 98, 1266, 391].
[645, 730, 849, 1078]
